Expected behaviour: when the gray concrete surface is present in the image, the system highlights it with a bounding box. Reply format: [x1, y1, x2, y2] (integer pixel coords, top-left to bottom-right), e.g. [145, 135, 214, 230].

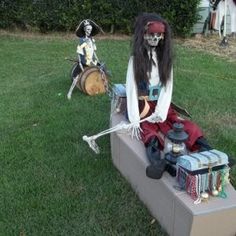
[110, 112, 236, 236]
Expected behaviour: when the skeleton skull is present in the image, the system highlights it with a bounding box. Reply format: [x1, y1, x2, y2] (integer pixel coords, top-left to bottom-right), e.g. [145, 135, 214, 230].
[144, 33, 163, 47]
[84, 24, 92, 37]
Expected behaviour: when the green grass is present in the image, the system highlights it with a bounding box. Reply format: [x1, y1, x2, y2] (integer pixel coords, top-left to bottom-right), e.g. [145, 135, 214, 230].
[0, 34, 235, 236]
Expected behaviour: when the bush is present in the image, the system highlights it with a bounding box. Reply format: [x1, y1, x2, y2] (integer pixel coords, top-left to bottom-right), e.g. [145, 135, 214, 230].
[0, 0, 201, 36]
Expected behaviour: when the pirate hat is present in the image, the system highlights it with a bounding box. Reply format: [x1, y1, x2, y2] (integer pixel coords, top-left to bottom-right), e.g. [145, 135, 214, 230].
[75, 19, 103, 37]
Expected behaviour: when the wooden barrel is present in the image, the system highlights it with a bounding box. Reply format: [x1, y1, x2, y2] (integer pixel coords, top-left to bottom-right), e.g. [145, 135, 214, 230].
[76, 66, 108, 96]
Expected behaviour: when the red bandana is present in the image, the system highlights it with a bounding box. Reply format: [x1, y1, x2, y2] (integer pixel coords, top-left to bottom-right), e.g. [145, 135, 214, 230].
[146, 21, 165, 34]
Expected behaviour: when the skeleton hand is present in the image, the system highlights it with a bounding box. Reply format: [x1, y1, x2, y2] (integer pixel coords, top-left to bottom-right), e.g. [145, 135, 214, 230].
[128, 123, 142, 140]
[146, 112, 161, 123]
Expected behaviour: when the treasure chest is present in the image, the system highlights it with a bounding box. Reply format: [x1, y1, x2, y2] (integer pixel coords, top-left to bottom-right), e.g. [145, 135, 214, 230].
[111, 84, 127, 114]
[176, 149, 230, 203]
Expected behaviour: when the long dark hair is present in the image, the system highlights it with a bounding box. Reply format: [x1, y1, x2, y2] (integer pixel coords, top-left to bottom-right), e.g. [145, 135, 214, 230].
[132, 13, 173, 87]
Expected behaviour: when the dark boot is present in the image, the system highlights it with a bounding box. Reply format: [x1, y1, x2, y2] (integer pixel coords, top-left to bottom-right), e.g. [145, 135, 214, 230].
[145, 138, 161, 164]
[146, 159, 167, 179]
[195, 137, 212, 151]
[145, 138, 166, 179]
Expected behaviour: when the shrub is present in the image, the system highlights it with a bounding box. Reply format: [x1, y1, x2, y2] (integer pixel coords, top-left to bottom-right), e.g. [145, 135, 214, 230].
[0, 0, 201, 36]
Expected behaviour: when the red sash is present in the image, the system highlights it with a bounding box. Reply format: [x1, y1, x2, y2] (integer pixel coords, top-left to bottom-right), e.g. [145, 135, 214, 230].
[139, 102, 203, 151]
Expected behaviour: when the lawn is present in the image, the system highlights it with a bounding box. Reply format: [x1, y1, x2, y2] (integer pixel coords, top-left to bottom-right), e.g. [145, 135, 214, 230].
[0, 33, 235, 236]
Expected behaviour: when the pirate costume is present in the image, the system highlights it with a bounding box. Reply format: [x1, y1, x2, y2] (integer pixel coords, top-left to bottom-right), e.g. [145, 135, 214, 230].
[126, 14, 210, 179]
[75, 19, 102, 69]
[76, 37, 98, 66]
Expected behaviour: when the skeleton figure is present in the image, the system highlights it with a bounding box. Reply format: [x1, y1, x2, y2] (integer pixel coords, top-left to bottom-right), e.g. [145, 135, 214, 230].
[126, 13, 211, 179]
[67, 19, 101, 99]
[76, 20, 99, 68]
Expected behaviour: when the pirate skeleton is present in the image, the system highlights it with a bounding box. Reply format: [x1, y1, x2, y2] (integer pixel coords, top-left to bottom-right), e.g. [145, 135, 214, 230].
[76, 19, 100, 68]
[67, 19, 102, 99]
[125, 13, 211, 179]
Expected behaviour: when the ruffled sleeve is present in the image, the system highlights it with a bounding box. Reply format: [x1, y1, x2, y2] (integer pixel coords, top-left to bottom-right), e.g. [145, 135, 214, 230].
[154, 68, 173, 122]
[125, 57, 140, 124]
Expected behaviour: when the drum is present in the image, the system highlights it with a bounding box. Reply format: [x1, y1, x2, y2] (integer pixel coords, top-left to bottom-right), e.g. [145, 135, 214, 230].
[76, 66, 108, 96]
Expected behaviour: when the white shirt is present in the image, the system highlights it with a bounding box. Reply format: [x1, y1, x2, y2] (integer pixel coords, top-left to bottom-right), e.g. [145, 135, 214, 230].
[126, 52, 173, 125]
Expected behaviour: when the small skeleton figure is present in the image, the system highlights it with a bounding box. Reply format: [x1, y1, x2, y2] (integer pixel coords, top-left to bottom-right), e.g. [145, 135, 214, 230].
[76, 19, 100, 69]
[67, 19, 102, 99]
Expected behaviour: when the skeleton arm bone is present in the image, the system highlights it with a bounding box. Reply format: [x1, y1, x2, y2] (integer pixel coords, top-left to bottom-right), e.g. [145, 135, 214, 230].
[93, 51, 99, 64]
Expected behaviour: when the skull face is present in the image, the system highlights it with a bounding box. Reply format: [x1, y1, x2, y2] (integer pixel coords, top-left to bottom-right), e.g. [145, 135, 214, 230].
[84, 25, 92, 37]
[144, 33, 163, 47]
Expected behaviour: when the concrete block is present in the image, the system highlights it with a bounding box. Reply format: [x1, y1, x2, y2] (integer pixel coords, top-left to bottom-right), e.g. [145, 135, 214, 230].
[110, 112, 236, 236]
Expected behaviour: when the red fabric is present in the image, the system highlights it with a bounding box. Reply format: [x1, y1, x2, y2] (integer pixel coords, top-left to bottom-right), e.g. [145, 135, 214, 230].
[146, 21, 165, 33]
[140, 101, 203, 151]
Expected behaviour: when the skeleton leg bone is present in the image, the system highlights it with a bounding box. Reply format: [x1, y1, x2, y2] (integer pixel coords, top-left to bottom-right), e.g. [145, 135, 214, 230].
[67, 75, 79, 100]
[82, 117, 148, 154]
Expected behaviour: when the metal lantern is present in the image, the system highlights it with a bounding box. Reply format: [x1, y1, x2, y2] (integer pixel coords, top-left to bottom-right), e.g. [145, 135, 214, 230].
[164, 123, 189, 165]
